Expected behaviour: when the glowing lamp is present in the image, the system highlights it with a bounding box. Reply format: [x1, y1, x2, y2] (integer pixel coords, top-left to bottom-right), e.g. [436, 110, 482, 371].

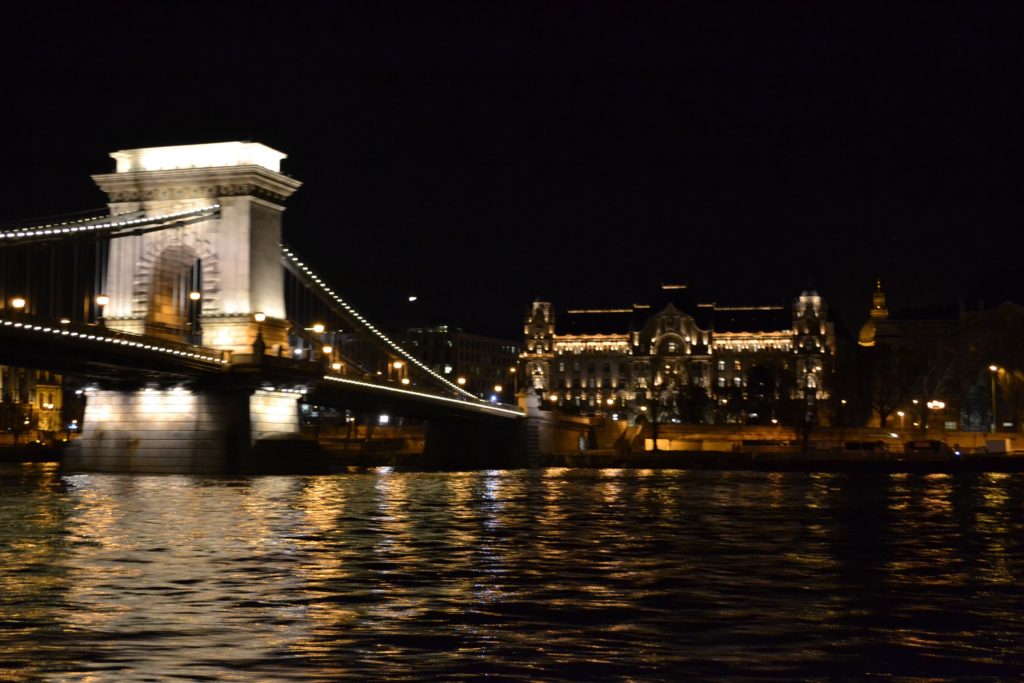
[312, 323, 325, 334]
[254, 312, 266, 322]
[189, 291, 202, 301]
[95, 295, 109, 307]
[10, 297, 25, 310]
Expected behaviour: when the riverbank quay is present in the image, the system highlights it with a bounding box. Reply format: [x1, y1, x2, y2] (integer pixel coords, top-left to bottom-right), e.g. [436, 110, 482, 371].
[542, 449, 1024, 472]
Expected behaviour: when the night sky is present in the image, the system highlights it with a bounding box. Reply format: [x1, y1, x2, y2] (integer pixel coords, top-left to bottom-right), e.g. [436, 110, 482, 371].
[3, 2, 1024, 338]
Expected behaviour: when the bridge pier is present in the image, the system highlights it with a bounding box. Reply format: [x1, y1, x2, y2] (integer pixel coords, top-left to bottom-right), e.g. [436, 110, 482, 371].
[421, 416, 528, 469]
[65, 386, 302, 474]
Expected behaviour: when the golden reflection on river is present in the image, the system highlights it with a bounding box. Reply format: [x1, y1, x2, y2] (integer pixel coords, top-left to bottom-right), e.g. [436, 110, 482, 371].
[3, 466, 1024, 680]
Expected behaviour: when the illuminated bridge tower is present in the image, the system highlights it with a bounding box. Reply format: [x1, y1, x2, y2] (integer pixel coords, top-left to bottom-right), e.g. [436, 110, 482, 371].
[67, 143, 304, 473]
[92, 142, 302, 354]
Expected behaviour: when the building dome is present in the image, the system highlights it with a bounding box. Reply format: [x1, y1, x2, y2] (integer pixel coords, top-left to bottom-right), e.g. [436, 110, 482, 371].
[858, 278, 888, 347]
[858, 318, 877, 347]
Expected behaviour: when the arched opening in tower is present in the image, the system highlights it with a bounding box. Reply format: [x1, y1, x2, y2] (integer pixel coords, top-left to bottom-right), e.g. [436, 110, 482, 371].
[145, 245, 202, 342]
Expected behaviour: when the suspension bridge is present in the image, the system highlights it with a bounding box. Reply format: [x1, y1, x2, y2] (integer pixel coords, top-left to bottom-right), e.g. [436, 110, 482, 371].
[0, 142, 524, 472]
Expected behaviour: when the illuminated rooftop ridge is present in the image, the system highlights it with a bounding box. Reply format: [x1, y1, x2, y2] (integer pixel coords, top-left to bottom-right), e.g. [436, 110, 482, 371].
[111, 142, 287, 174]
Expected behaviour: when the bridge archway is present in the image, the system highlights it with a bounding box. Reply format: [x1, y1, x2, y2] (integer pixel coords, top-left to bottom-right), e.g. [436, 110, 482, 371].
[140, 242, 215, 342]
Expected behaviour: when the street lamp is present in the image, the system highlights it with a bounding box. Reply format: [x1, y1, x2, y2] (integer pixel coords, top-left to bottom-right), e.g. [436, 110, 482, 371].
[10, 296, 26, 310]
[188, 291, 202, 343]
[252, 312, 266, 355]
[312, 323, 325, 334]
[897, 410, 905, 430]
[989, 365, 999, 433]
[95, 294, 109, 326]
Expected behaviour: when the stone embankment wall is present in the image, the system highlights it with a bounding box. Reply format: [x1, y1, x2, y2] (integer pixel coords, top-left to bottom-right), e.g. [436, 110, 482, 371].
[525, 405, 1024, 456]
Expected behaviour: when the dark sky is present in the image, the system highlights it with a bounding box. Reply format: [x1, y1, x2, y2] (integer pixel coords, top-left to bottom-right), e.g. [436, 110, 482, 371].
[3, 2, 1024, 338]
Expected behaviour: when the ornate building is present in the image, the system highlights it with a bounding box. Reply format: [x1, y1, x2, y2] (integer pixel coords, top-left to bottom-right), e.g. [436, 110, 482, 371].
[0, 366, 64, 439]
[521, 287, 834, 423]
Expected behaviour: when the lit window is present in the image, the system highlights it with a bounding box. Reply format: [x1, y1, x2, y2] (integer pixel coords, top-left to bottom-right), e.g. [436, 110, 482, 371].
[718, 377, 726, 388]
[717, 360, 725, 371]
[734, 360, 741, 371]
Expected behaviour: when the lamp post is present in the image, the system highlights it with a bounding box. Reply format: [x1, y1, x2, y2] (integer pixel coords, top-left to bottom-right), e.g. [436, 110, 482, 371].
[989, 365, 999, 433]
[253, 312, 266, 356]
[95, 294, 109, 327]
[188, 291, 202, 344]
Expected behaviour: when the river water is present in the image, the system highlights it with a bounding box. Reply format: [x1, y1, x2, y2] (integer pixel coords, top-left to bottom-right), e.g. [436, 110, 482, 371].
[2, 464, 1023, 680]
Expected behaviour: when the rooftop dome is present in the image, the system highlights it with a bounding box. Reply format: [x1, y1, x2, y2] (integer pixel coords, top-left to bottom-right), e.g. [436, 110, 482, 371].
[858, 318, 877, 347]
[859, 279, 888, 347]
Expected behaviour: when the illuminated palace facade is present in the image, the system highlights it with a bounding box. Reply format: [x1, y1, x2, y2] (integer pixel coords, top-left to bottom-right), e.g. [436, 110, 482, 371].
[521, 288, 835, 423]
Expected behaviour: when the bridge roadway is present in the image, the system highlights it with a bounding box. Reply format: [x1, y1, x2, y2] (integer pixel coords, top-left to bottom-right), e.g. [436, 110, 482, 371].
[0, 312, 522, 421]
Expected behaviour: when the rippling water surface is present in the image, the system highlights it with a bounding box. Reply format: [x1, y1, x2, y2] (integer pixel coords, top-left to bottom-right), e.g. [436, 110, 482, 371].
[2, 464, 1024, 680]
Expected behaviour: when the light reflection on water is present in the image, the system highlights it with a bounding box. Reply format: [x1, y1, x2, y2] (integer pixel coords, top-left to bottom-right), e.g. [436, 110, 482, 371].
[2, 464, 1024, 680]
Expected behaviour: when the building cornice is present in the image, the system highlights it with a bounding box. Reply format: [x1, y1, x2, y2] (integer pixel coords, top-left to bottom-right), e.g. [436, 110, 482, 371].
[554, 333, 630, 342]
[92, 165, 303, 205]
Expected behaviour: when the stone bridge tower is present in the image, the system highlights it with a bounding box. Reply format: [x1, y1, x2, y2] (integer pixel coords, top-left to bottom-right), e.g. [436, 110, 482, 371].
[92, 142, 302, 354]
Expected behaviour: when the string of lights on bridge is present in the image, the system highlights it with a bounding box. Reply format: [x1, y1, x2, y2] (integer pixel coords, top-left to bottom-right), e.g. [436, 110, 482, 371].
[0, 205, 221, 241]
[321, 374, 523, 417]
[281, 246, 482, 402]
[0, 317, 227, 365]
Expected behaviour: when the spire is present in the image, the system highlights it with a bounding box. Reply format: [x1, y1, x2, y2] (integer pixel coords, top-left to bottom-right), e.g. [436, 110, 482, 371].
[871, 278, 889, 320]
